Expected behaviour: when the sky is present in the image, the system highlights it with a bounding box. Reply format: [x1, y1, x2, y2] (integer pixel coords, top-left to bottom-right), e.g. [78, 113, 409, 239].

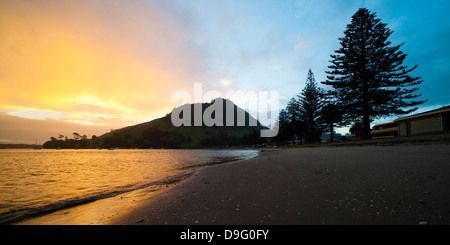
[1, 0, 449, 144]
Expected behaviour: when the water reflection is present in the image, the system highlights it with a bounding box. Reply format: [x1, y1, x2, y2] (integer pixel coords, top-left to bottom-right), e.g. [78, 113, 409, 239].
[0, 149, 258, 224]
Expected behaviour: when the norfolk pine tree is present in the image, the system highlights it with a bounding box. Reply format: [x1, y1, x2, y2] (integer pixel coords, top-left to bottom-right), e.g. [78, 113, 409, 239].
[298, 69, 324, 143]
[323, 8, 426, 139]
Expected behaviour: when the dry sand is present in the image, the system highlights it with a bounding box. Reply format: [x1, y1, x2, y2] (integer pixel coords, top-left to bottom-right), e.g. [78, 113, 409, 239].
[110, 143, 450, 225]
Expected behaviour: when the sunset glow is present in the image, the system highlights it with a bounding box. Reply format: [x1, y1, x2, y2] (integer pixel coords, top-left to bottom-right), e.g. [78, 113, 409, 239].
[1, 0, 199, 142]
[1, 0, 449, 144]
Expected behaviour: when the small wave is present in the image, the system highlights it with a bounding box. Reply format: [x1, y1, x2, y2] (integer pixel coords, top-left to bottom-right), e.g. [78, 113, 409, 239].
[179, 151, 259, 170]
[0, 149, 258, 224]
[0, 171, 194, 225]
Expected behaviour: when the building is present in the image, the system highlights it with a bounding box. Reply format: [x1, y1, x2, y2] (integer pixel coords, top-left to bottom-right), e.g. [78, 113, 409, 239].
[371, 122, 398, 139]
[394, 106, 450, 137]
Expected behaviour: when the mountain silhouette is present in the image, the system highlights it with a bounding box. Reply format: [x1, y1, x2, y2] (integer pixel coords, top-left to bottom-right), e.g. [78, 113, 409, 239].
[44, 98, 267, 149]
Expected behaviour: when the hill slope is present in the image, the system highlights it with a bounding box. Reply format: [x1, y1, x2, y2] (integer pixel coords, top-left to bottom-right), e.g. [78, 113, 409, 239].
[44, 98, 267, 149]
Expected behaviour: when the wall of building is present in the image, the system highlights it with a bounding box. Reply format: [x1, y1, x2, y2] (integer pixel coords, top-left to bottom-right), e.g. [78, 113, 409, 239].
[411, 116, 442, 135]
[398, 115, 443, 136]
[398, 121, 407, 136]
[443, 112, 450, 131]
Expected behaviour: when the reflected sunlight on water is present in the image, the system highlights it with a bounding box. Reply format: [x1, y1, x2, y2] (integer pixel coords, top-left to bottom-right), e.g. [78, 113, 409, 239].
[0, 149, 258, 224]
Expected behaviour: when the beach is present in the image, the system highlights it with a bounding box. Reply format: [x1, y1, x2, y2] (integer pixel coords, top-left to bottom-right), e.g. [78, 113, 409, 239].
[110, 141, 450, 225]
[13, 140, 450, 225]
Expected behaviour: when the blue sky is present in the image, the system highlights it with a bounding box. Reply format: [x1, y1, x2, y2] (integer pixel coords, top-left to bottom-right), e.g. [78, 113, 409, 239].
[155, 0, 449, 106]
[1, 0, 449, 143]
[158, 0, 450, 129]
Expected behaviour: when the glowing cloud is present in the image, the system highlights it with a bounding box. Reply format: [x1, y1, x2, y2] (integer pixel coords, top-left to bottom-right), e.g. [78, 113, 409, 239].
[0, 0, 202, 130]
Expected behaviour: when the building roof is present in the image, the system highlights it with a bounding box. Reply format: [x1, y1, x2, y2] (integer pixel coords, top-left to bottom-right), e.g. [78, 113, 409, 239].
[372, 121, 397, 128]
[394, 106, 450, 122]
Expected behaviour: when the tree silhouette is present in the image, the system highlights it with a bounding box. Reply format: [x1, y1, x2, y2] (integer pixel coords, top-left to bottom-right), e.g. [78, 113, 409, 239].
[285, 97, 305, 141]
[320, 99, 343, 142]
[298, 69, 324, 143]
[73, 132, 81, 140]
[323, 8, 426, 139]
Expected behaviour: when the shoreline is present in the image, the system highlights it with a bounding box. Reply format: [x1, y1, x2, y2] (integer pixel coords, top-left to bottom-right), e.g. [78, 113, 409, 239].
[110, 142, 450, 225]
[12, 139, 450, 225]
[11, 150, 261, 225]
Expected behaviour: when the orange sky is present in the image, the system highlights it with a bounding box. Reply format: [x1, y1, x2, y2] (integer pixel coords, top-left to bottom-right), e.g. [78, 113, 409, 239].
[2, 0, 448, 144]
[0, 0, 205, 143]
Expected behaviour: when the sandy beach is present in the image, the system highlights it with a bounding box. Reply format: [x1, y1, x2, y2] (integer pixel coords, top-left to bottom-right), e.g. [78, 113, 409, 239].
[109, 141, 450, 225]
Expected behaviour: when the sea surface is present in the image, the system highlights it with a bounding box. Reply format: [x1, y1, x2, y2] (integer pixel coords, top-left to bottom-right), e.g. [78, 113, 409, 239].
[0, 149, 259, 224]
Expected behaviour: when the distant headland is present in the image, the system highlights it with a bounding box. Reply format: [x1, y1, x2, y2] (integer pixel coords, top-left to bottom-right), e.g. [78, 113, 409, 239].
[42, 98, 268, 149]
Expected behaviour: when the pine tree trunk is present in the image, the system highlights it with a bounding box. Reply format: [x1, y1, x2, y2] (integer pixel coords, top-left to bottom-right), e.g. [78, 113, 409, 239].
[362, 90, 371, 139]
[362, 112, 371, 139]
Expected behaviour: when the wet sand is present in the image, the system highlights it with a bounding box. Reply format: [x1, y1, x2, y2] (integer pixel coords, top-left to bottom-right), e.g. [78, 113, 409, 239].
[110, 143, 450, 225]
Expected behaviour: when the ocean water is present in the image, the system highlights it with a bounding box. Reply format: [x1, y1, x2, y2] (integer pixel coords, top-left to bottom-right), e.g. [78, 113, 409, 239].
[0, 149, 259, 224]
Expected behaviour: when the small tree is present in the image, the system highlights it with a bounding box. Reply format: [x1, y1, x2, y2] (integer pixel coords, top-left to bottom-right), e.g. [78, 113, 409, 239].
[320, 99, 343, 142]
[73, 132, 81, 140]
[350, 121, 363, 138]
[285, 97, 305, 143]
[323, 8, 426, 139]
[298, 69, 324, 143]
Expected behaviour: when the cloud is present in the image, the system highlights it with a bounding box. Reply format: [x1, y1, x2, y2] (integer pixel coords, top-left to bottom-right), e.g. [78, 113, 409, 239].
[219, 79, 233, 88]
[0, 0, 204, 126]
[267, 65, 284, 72]
[295, 35, 308, 50]
[0, 112, 112, 144]
[2, 107, 64, 120]
[1, 0, 449, 143]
